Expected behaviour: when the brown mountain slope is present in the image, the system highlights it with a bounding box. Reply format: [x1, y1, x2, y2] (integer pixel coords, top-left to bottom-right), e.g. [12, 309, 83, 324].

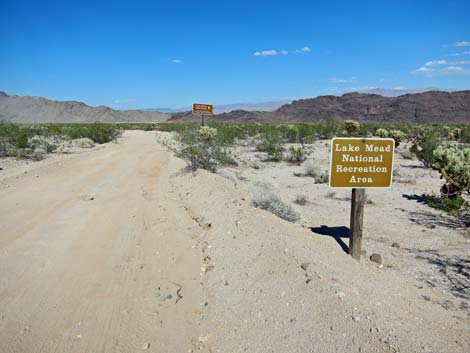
[0, 92, 170, 123]
[170, 91, 470, 123]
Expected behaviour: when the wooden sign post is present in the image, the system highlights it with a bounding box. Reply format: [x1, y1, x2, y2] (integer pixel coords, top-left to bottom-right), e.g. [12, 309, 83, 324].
[192, 103, 214, 125]
[329, 137, 395, 260]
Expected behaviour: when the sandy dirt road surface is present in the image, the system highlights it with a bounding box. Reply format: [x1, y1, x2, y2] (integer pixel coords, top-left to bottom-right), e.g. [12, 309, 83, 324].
[0, 131, 468, 353]
[0, 131, 206, 353]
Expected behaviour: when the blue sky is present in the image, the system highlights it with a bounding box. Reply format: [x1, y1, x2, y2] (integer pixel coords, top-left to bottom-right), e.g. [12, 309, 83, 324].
[1, 0, 469, 109]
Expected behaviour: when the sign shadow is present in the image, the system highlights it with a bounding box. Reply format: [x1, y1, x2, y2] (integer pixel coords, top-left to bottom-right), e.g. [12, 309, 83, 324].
[309, 225, 350, 254]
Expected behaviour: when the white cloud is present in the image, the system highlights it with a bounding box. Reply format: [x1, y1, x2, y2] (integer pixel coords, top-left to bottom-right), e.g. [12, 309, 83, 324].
[254, 46, 311, 57]
[454, 41, 470, 47]
[171, 59, 182, 64]
[414, 66, 433, 73]
[424, 60, 447, 66]
[442, 66, 464, 72]
[424, 59, 470, 66]
[254, 49, 278, 56]
[449, 50, 470, 57]
[329, 77, 358, 83]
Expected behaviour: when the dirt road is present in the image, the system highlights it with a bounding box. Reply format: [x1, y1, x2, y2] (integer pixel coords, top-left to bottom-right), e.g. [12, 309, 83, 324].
[0, 131, 206, 353]
[1, 131, 468, 353]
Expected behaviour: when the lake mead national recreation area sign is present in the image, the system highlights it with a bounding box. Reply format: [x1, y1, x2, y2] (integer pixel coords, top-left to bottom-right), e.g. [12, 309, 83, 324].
[329, 137, 395, 188]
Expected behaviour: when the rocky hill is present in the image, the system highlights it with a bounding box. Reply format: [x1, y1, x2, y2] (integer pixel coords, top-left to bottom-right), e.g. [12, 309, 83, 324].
[0, 91, 169, 123]
[170, 90, 470, 123]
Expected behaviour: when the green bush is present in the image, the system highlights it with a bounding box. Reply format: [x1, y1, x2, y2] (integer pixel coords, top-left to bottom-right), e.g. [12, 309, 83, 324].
[174, 126, 236, 172]
[256, 131, 284, 161]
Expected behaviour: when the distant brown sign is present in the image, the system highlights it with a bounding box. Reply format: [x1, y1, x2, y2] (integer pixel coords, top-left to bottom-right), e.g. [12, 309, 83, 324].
[329, 138, 395, 188]
[192, 103, 214, 115]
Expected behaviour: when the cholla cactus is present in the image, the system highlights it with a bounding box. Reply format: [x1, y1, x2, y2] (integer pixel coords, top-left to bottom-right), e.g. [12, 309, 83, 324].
[432, 145, 470, 200]
[449, 128, 462, 141]
[344, 120, 360, 134]
[197, 126, 218, 142]
[375, 128, 389, 138]
[388, 129, 406, 146]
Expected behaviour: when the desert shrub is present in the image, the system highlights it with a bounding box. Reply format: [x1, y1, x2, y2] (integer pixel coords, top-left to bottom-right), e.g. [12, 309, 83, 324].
[344, 120, 360, 135]
[174, 126, 236, 172]
[285, 125, 299, 143]
[409, 127, 441, 167]
[65, 123, 121, 144]
[293, 194, 308, 205]
[29, 135, 60, 153]
[256, 131, 284, 161]
[252, 183, 300, 222]
[375, 128, 389, 138]
[432, 145, 470, 206]
[388, 129, 406, 146]
[303, 161, 329, 183]
[285, 146, 307, 164]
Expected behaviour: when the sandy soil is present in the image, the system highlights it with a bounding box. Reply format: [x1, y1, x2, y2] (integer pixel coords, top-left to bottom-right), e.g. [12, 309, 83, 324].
[0, 130, 468, 353]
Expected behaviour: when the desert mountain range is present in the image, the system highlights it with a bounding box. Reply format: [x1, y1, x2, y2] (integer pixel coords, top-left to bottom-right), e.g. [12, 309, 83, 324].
[171, 90, 470, 123]
[0, 91, 169, 123]
[1, 89, 469, 124]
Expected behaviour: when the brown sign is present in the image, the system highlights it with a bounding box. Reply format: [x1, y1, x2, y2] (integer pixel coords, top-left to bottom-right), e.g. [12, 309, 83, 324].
[192, 103, 214, 115]
[329, 137, 395, 188]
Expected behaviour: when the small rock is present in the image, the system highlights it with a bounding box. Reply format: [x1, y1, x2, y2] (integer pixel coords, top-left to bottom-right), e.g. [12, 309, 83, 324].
[224, 280, 229, 286]
[300, 262, 310, 271]
[352, 316, 361, 322]
[336, 291, 345, 300]
[293, 172, 302, 177]
[370, 253, 382, 265]
[391, 242, 400, 248]
[141, 343, 150, 350]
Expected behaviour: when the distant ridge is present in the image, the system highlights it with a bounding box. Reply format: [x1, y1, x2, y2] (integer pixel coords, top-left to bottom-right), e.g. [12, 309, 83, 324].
[145, 100, 291, 114]
[170, 90, 470, 123]
[0, 92, 170, 123]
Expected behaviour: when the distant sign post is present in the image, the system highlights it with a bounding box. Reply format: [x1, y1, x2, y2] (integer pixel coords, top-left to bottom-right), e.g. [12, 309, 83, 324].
[329, 137, 395, 260]
[192, 103, 214, 125]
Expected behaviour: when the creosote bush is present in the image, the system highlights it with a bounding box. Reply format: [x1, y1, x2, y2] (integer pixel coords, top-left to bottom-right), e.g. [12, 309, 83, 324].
[256, 131, 284, 162]
[174, 126, 236, 172]
[252, 183, 300, 223]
